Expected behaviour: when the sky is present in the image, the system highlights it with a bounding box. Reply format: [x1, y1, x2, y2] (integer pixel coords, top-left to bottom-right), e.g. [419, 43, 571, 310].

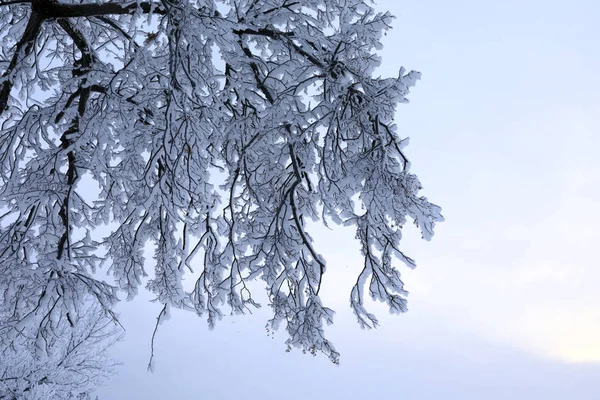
[97, 1, 600, 398]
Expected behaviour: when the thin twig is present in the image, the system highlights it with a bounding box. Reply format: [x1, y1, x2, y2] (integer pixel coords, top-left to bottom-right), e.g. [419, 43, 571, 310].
[147, 303, 167, 371]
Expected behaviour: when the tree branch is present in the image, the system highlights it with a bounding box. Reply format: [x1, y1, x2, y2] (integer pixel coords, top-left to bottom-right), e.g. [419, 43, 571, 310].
[92, 16, 139, 49]
[50, 0, 166, 18]
[232, 28, 294, 38]
[0, 0, 31, 6]
[55, 18, 92, 261]
[0, 10, 43, 117]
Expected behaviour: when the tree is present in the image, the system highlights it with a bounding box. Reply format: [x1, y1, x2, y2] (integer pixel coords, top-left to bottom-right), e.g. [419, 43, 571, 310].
[0, 301, 120, 400]
[0, 0, 443, 390]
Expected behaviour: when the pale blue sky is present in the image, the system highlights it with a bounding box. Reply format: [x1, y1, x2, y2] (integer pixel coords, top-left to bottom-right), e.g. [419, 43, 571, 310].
[98, 1, 600, 398]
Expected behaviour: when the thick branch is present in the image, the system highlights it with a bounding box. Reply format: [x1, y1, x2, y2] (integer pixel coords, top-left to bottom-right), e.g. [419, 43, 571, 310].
[232, 28, 294, 38]
[0, 10, 43, 117]
[237, 39, 274, 104]
[56, 18, 93, 63]
[56, 19, 92, 261]
[49, 0, 165, 17]
[0, 0, 32, 6]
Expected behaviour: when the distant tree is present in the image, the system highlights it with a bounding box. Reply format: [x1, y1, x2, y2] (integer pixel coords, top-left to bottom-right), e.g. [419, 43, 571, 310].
[0, 301, 120, 399]
[0, 0, 443, 390]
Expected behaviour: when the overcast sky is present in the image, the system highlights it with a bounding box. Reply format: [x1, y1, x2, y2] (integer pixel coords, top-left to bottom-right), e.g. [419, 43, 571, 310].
[97, 0, 600, 398]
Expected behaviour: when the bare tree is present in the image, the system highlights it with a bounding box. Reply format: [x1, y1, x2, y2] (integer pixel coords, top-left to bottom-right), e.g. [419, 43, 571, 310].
[0, 0, 443, 388]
